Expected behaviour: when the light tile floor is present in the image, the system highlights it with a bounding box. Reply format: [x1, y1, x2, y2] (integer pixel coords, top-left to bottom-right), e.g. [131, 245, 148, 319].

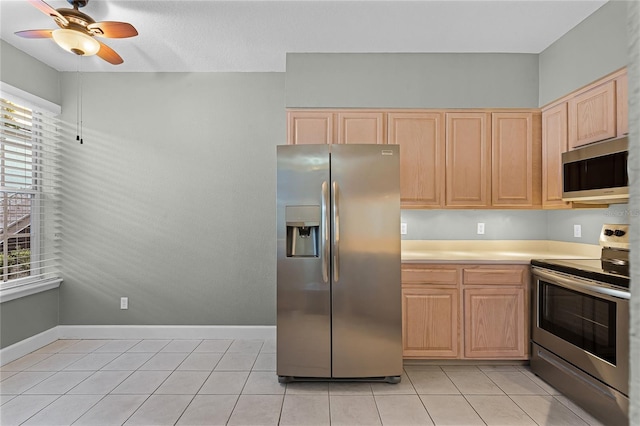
[0, 339, 606, 426]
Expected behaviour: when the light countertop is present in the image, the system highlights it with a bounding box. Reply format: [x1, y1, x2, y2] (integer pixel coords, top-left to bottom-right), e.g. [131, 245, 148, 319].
[401, 240, 601, 264]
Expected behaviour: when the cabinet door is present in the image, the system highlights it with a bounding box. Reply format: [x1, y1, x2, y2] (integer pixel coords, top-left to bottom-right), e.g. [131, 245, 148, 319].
[542, 103, 571, 209]
[492, 112, 540, 207]
[287, 111, 334, 145]
[616, 72, 628, 137]
[402, 288, 459, 358]
[445, 112, 491, 207]
[464, 287, 526, 358]
[337, 112, 385, 144]
[568, 80, 616, 149]
[388, 112, 445, 208]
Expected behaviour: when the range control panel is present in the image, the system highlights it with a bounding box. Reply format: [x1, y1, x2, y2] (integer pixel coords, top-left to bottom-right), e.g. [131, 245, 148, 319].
[599, 224, 629, 249]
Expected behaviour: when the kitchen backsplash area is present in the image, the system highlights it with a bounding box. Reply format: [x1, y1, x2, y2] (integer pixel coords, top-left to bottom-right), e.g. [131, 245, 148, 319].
[401, 204, 631, 244]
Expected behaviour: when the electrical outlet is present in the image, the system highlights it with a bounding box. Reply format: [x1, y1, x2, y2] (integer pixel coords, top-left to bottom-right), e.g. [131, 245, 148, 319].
[477, 223, 485, 235]
[400, 222, 407, 235]
[574, 224, 582, 238]
[120, 297, 128, 310]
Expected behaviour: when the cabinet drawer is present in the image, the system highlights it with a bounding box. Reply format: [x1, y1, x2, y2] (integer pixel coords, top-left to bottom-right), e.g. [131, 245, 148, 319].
[402, 268, 458, 285]
[463, 268, 525, 285]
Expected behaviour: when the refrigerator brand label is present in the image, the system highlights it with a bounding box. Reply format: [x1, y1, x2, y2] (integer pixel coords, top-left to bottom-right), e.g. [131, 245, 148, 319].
[381, 150, 394, 156]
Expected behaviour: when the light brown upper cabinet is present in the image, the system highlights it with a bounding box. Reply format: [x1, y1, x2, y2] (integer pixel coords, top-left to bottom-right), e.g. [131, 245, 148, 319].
[337, 111, 385, 144]
[541, 103, 571, 209]
[388, 112, 445, 208]
[287, 110, 386, 145]
[541, 67, 627, 208]
[616, 72, 628, 137]
[287, 108, 540, 209]
[568, 80, 616, 150]
[445, 112, 491, 207]
[287, 110, 334, 145]
[491, 112, 541, 207]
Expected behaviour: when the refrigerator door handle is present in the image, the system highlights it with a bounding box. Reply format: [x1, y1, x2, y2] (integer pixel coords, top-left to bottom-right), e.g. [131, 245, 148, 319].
[332, 181, 340, 282]
[321, 181, 329, 283]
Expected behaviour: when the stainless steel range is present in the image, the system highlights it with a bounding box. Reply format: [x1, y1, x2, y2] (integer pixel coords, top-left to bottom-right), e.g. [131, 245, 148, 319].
[531, 224, 630, 426]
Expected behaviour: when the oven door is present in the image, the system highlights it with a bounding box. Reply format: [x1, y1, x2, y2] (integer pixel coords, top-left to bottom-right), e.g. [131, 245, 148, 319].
[531, 267, 629, 395]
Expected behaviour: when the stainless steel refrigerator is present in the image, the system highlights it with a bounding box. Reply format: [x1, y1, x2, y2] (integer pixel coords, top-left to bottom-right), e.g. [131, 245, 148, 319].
[276, 144, 402, 383]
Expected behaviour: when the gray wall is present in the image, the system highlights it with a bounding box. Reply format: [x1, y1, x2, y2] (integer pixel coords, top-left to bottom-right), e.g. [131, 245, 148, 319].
[538, 0, 628, 106]
[546, 204, 632, 244]
[0, 289, 59, 348]
[57, 72, 285, 325]
[0, 42, 61, 350]
[286, 53, 539, 108]
[401, 210, 547, 241]
[401, 204, 630, 244]
[0, 40, 60, 106]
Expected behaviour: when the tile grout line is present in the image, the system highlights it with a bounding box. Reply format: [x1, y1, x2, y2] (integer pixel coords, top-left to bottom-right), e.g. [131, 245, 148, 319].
[476, 367, 552, 426]
[114, 338, 193, 426]
[219, 338, 247, 425]
[440, 366, 488, 425]
[478, 366, 539, 425]
[404, 367, 437, 426]
[17, 338, 118, 426]
[550, 394, 603, 426]
[85, 339, 159, 425]
[171, 339, 224, 425]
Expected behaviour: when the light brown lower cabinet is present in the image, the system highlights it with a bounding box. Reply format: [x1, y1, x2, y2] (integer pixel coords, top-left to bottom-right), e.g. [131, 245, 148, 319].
[463, 287, 526, 359]
[402, 288, 459, 358]
[401, 263, 529, 360]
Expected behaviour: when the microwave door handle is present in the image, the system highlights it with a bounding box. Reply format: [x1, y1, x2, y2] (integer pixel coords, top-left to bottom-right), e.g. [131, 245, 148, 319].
[533, 268, 630, 300]
[321, 181, 329, 283]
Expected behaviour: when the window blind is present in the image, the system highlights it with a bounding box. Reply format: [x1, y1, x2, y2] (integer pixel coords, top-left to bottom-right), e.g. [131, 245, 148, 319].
[1, 96, 61, 288]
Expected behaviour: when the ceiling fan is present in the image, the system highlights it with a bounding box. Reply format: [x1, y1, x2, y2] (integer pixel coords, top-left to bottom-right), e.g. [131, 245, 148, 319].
[15, 0, 138, 65]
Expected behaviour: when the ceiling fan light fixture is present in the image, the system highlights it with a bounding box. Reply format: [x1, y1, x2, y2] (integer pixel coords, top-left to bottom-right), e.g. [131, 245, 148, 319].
[52, 29, 99, 56]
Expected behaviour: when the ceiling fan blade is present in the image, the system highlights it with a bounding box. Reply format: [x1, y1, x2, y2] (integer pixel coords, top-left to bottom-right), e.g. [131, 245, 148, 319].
[87, 21, 138, 38]
[15, 29, 53, 39]
[27, 0, 69, 25]
[96, 41, 123, 65]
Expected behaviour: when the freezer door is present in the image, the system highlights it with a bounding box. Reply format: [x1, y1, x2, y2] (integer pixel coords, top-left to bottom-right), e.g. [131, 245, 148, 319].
[330, 144, 402, 378]
[277, 144, 331, 378]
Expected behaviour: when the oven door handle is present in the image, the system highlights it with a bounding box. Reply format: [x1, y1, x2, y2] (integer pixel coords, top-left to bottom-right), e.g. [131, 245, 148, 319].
[532, 267, 630, 300]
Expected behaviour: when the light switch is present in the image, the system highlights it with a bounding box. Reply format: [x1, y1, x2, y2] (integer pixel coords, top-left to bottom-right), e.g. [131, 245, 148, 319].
[400, 222, 407, 235]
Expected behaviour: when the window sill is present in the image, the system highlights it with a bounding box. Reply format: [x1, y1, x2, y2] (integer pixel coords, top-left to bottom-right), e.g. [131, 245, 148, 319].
[0, 278, 62, 303]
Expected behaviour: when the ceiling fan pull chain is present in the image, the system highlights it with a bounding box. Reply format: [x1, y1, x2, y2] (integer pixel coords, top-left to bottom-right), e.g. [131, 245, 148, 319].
[79, 67, 83, 144]
[76, 67, 79, 143]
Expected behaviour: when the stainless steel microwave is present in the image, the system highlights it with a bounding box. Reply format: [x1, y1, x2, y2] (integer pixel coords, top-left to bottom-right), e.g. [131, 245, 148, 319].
[562, 136, 629, 204]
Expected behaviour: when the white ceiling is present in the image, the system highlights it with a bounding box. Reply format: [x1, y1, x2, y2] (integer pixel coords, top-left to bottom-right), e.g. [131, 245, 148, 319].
[0, 0, 608, 72]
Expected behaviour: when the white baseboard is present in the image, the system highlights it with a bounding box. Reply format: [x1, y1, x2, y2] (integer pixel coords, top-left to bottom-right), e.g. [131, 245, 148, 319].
[58, 325, 277, 340]
[1, 325, 276, 366]
[0, 327, 60, 366]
